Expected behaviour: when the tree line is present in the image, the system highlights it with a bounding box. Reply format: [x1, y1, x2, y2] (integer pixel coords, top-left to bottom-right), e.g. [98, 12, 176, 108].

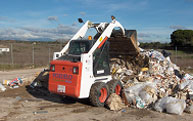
[140, 30, 193, 51]
[170, 30, 193, 47]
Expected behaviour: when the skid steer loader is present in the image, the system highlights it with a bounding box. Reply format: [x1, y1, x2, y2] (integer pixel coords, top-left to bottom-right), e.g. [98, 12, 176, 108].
[48, 16, 139, 107]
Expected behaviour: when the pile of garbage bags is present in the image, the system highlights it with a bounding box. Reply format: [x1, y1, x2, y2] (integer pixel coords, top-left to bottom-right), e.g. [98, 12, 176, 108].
[109, 49, 193, 115]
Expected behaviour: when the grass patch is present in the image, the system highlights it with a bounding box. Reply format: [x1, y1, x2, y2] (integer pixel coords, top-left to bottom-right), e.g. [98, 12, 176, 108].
[0, 64, 23, 71]
[0, 64, 48, 71]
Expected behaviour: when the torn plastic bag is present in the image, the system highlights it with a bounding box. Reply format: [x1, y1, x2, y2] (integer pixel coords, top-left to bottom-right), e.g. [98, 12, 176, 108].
[139, 90, 157, 105]
[136, 96, 145, 109]
[179, 79, 193, 90]
[166, 100, 186, 115]
[161, 50, 171, 57]
[154, 96, 186, 115]
[183, 74, 193, 80]
[149, 50, 165, 61]
[124, 82, 156, 96]
[124, 82, 157, 107]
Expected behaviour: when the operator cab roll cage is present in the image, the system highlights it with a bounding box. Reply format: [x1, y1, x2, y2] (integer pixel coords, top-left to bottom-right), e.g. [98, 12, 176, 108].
[53, 16, 125, 60]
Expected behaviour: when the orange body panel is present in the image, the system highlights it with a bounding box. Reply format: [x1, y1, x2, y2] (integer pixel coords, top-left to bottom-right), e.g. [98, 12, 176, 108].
[98, 36, 108, 48]
[48, 60, 82, 98]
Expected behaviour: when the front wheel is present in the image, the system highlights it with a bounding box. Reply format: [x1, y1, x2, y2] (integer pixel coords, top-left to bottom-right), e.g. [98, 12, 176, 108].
[89, 82, 109, 107]
[107, 80, 122, 95]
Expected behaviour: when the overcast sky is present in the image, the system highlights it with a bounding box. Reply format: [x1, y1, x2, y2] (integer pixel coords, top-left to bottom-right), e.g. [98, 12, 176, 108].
[0, 0, 193, 42]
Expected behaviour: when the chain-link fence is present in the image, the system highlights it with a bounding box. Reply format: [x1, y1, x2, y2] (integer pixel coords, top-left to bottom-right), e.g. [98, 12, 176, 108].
[0, 42, 64, 69]
[0, 42, 193, 71]
[169, 46, 193, 70]
[139, 44, 193, 70]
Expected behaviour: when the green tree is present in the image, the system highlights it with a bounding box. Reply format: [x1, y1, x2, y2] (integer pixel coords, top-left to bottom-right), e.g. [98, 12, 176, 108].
[171, 30, 193, 46]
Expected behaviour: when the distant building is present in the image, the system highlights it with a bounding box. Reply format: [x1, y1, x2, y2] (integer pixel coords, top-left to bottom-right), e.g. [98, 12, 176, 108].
[0, 45, 10, 54]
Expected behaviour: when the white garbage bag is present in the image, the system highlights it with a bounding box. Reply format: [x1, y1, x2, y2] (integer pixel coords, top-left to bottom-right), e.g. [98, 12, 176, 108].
[154, 96, 186, 115]
[124, 82, 157, 108]
[0, 83, 6, 92]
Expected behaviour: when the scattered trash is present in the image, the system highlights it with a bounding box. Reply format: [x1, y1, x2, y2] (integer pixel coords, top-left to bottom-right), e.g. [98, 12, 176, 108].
[121, 109, 126, 113]
[3, 80, 10, 85]
[0, 83, 6, 92]
[161, 50, 171, 58]
[185, 104, 193, 114]
[0, 45, 192, 116]
[141, 67, 149, 72]
[154, 96, 186, 115]
[0, 77, 26, 92]
[8, 78, 23, 87]
[15, 96, 22, 101]
[136, 96, 145, 109]
[33, 110, 48, 114]
[123, 83, 157, 108]
[106, 93, 125, 111]
[110, 49, 193, 115]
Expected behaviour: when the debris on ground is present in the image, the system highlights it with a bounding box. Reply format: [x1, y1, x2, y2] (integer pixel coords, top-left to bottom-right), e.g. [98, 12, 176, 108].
[122, 82, 157, 108]
[110, 49, 193, 115]
[28, 49, 193, 115]
[154, 96, 186, 115]
[1, 47, 192, 115]
[2, 78, 23, 89]
[185, 103, 193, 114]
[8, 78, 23, 88]
[1, 76, 35, 90]
[0, 83, 6, 92]
[33, 110, 48, 114]
[106, 93, 125, 111]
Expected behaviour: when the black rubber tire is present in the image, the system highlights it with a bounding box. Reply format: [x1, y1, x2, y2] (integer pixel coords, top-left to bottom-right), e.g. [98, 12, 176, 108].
[107, 80, 123, 96]
[89, 82, 109, 107]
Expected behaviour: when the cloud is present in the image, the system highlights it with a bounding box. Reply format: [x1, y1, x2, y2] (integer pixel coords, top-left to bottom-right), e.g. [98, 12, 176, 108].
[0, 28, 37, 40]
[21, 24, 78, 39]
[80, 12, 86, 16]
[72, 22, 77, 26]
[0, 24, 78, 41]
[169, 25, 187, 30]
[138, 32, 161, 38]
[0, 16, 7, 21]
[48, 16, 58, 22]
[0, 16, 15, 22]
[137, 30, 168, 43]
[63, 14, 68, 17]
[138, 33, 151, 38]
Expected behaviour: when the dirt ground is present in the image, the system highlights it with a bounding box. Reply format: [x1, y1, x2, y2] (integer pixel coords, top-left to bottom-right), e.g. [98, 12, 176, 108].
[0, 69, 193, 121]
[0, 68, 44, 82]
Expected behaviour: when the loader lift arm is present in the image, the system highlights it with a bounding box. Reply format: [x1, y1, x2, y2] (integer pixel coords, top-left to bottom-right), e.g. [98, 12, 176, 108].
[53, 17, 125, 60]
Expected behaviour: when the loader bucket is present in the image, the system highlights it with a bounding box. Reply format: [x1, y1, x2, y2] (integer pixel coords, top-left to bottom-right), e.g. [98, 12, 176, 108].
[109, 30, 140, 58]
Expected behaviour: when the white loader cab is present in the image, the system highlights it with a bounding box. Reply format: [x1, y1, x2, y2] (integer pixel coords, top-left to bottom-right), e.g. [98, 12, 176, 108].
[49, 16, 125, 107]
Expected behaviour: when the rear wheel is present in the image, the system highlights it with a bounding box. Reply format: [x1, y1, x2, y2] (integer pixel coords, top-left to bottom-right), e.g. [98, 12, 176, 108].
[89, 82, 109, 107]
[107, 80, 122, 95]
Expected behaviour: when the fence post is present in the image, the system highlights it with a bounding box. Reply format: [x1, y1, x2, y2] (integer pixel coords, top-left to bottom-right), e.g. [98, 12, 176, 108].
[48, 47, 50, 64]
[175, 46, 177, 63]
[10, 43, 14, 65]
[32, 42, 36, 66]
